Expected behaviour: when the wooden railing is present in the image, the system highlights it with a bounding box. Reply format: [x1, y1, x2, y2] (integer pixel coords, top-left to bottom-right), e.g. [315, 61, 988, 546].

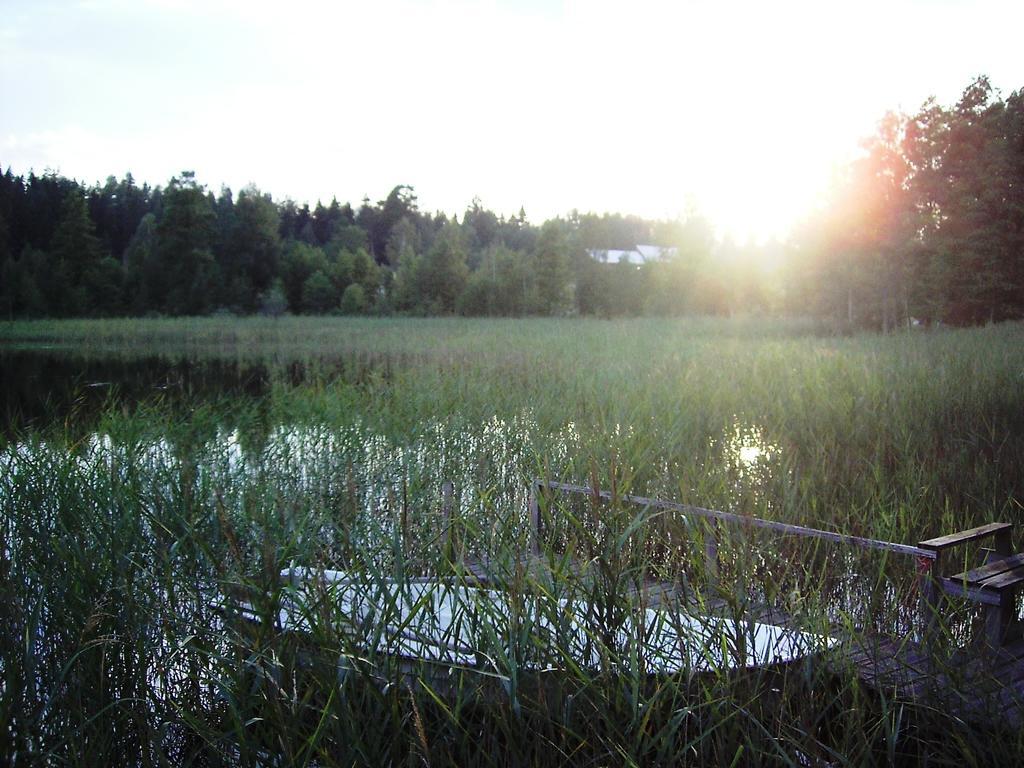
[919, 523, 1018, 647]
[437, 478, 1013, 648]
[530, 479, 947, 642]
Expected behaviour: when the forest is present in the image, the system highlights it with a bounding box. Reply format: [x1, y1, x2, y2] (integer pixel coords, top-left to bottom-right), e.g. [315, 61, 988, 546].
[1, 77, 1021, 329]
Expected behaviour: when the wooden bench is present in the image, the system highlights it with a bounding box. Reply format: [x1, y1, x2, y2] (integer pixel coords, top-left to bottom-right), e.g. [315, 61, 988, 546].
[919, 523, 1023, 647]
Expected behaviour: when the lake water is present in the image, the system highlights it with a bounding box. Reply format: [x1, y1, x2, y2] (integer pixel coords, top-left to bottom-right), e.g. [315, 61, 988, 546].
[0, 349, 297, 434]
[0, 345, 928, 638]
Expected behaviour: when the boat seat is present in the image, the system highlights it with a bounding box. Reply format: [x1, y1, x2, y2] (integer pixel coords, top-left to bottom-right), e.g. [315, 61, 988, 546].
[943, 553, 1024, 647]
[920, 523, 1022, 648]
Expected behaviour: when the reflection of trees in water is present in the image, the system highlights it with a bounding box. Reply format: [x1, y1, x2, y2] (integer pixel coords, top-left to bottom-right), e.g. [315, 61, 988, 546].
[0, 351, 276, 436]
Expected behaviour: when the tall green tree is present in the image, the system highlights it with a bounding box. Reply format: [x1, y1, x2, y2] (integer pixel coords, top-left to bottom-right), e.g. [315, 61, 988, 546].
[457, 244, 532, 316]
[154, 173, 218, 315]
[50, 189, 106, 314]
[223, 186, 281, 311]
[906, 78, 1024, 323]
[384, 216, 419, 267]
[532, 221, 571, 315]
[124, 213, 159, 314]
[418, 222, 468, 313]
[361, 185, 419, 260]
[301, 270, 338, 314]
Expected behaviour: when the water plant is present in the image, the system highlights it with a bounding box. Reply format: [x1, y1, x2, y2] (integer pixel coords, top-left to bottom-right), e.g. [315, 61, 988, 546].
[2, 316, 1024, 764]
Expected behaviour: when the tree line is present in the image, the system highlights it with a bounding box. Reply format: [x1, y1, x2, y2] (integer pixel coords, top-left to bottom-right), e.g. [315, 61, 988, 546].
[792, 76, 1024, 329]
[1, 77, 1021, 329]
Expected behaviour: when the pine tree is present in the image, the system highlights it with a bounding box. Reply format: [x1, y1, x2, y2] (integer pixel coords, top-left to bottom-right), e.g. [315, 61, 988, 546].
[154, 174, 217, 315]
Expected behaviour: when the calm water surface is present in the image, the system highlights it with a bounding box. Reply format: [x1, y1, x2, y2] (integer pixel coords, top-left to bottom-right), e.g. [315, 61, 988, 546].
[0, 345, 933, 637]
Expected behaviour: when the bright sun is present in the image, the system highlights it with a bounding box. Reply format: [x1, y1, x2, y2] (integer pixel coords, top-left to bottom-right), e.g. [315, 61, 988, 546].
[694, 130, 842, 244]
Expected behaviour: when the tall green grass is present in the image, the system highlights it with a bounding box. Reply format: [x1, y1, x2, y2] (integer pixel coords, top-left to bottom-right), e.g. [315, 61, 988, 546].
[2, 317, 1024, 764]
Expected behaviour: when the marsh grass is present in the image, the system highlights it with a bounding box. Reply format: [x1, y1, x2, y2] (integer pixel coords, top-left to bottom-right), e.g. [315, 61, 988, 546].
[2, 317, 1024, 764]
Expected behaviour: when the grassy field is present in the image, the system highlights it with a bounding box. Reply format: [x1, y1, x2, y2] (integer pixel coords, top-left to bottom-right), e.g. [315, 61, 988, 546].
[2, 316, 1024, 764]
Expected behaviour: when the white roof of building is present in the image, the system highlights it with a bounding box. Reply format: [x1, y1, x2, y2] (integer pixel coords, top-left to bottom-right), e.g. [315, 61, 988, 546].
[587, 244, 677, 265]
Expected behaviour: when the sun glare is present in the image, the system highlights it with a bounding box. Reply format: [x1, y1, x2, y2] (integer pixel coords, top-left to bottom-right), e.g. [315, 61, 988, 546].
[690, 122, 847, 244]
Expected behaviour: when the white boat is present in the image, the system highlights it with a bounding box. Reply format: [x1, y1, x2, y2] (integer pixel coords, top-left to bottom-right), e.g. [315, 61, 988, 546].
[252, 566, 837, 676]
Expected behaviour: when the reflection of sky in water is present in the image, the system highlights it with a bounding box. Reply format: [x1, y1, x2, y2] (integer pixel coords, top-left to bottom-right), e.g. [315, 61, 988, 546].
[709, 419, 787, 512]
[738, 444, 762, 466]
[722, 421, 779, 477]
[4, 415, 974, 641]
[4, 414, 584, 566]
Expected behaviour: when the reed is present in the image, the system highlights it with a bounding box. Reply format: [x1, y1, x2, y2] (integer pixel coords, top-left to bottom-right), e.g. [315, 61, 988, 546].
[2, 316, 1023, 764]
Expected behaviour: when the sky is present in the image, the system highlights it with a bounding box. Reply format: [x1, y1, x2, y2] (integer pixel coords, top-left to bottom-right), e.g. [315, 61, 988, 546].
[2, 0, 1022, 241]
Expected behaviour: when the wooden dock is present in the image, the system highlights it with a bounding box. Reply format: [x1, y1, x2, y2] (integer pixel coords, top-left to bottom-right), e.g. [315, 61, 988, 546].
[514, 480, 1024, 731]
[633, 581, 1024, 730]
[834, 634, 1024, 728]
[232, 479, 1024, 733]
[638, 582, 1024, 731]
[428, 551, 1024, 731]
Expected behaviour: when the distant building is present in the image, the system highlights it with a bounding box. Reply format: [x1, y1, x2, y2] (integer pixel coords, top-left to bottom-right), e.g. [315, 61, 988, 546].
[586, 244, 677, 265]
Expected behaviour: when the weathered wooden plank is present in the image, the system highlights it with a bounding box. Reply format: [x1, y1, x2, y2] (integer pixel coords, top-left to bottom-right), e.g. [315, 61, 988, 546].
[995, 527, 1014, 557]
[977, 566, 1024, 592]
[630, 581, 690, 610]
[919, 553, 943, 651]
[748, 605, 796, 627]
[949, 553, 1024, 585]
[687, 595, 730, 614]
[832, 637, 900, 674]
[837, 642, 884, 669]
[529, 481, 541, 554]
[947, 663, 1024, 725]
[860, 649, 932, 689]
[704, 519, 720, 591]
[539, 480, 936, 559]
[1005, 658, 1024, 686]
[462, 559, 492, 581]
[948, 638, 1024, 681]
[441, 480, 454, 561]
[902, 640, 1024, 704]
[919, 522, 1014, 552]
[946, 552, 1024, 581]
[835, 629, 1024, 730]
[939, 578, 1005, 606]
[460, 551, 587, 586]
[998, 676, 1024, 714]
